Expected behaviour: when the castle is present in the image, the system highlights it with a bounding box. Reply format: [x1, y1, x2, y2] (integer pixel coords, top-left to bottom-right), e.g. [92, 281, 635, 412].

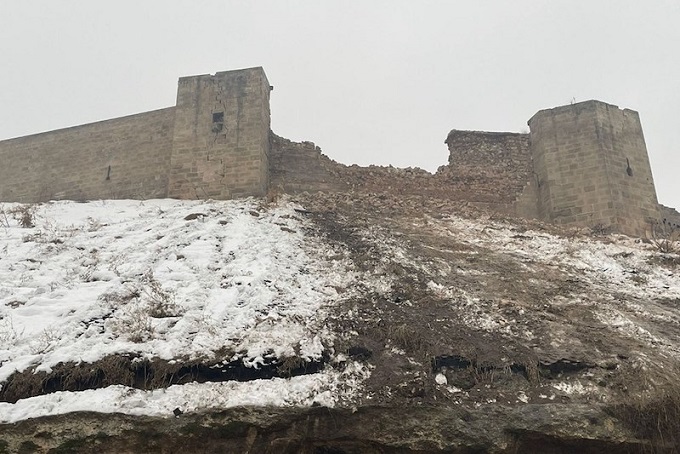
[0, 66, 677, 237]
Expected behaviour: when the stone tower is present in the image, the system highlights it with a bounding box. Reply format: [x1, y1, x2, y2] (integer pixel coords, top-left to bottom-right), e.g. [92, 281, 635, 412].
[168, 67, 271, 199]
[528, 100, 660, 237]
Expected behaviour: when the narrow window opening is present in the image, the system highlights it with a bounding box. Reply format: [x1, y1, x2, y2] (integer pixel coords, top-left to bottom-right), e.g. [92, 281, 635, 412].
[212, 112, 224, 133]
[626, 158, 633, 177]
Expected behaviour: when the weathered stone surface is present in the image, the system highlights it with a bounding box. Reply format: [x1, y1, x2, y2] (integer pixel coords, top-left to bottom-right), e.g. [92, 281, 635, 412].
[529, 100, 660, 237]
[660, 204, 680, 229]
[443, 129, 532, 205]
[0, 68, 674, 237]
[0, 108, 175, 202]
[169, 68, 271, 199]
[0, 67, 271, 203]
[0, 405, 648, 453]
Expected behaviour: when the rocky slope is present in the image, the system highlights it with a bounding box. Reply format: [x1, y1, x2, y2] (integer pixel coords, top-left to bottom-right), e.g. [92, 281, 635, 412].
[1, 192, 679, 453]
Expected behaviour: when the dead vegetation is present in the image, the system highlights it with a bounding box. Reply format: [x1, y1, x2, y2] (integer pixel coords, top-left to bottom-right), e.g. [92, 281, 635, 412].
[0, 351, 327, 404]
[607, 365, 680, 452]
[1, 192, 679, 451]
[141, 271, 180, 318]
[100, 272, 181, 342]
[650, 221, 679, 254]
[387, 323, 431, 356]
[0, 204, 36, 228]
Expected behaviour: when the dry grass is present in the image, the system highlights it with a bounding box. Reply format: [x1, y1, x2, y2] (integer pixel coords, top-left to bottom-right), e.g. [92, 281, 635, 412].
[0, 316, 21, 345]
[650, 222, 679, 254]
[6, 204, 36, 228]
[388, 323, 430, 356]
[277, 356, 307, 378]
[142, 271, 180, 318]
[612, 385, 680, 452]
[607, 365, 680, 452]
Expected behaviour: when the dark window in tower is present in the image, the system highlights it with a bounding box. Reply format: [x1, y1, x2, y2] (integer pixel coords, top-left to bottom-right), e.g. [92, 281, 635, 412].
[212, 112, 224, 133]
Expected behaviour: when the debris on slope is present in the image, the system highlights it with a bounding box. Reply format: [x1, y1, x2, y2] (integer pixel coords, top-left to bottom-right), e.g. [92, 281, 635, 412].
[1, 192, 680, 451]
[298, 191, 680, 414]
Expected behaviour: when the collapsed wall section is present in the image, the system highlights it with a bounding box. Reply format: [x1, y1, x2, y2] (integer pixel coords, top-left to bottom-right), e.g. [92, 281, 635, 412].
[168, 67, 271, 199]
[659, 205, 680, 230]
[268, 130, 534, 213]
[269, 134, 349, 193]
[528, 100, 659, 236]
[0, 108, 175, 202]
[441, 130, 532, 205]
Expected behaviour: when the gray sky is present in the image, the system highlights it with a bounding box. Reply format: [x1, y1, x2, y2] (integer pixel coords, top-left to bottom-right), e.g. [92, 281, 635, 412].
[1, 1, 678, 208]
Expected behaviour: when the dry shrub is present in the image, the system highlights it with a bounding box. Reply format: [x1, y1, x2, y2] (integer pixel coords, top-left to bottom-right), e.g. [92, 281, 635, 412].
[590, 223, 611, 236]
[266, 186, 282, 204]
[110, 303, 154, 343]
[0, 316, 21, 345]
[7, 204, 36, 228]
[102, 273, 180, 342]
[0, 207, 10, 229]
[99, 287, 141, 306]
[30, 328, 60, 354]
[650, 222, 679, 254]
[142, 271, 179, 318]
[260, 185, 284, 210]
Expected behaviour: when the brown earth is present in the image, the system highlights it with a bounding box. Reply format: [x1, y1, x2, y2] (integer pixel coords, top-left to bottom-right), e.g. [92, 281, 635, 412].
[1, 190, 679, 453]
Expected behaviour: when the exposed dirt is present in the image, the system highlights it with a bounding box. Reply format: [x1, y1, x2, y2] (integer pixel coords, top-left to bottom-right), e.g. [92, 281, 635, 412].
[2, 190, 679, 452]
[0, 353, 328, 404]
[295, 191, 680, 413]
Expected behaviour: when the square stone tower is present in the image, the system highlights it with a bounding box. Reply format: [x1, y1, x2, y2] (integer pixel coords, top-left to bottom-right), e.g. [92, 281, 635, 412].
[168, 67, 271, 199]
[528, 100, 659, 236]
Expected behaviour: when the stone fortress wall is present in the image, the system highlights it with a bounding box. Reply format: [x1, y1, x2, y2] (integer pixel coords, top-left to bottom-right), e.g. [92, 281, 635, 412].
[0, 67, 270, 203]
[169, 68, 271, 199]
[0, 66, 677, 237]
[529, 101, 661, 236]
[0, 108, 175, 201]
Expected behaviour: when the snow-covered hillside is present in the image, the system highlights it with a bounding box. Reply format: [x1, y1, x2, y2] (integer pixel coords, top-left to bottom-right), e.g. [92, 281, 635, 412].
[1, 194, 680, 452]
[0, 199, 369, 423]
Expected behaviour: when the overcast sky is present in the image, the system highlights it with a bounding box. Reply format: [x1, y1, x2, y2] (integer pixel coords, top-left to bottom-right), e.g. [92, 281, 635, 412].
[1, 1, 678, 208]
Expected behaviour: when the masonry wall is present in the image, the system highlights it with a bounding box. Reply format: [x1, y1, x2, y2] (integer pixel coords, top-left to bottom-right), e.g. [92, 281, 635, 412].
[529, 100, 659, 236]
[269, 134, 349, 193]
[267, 130, 535, 213]
[442, 130, 532, 205]
[168, 67, 271, 199]
[659, 205, 680, 230]
[0, 65, 673, 240]
[0, 108, 175, 202]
